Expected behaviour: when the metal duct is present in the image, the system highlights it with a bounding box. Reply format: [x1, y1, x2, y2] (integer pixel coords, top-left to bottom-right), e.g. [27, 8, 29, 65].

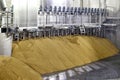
[0, 0, 7, 11]
[0, 0, 7, 27]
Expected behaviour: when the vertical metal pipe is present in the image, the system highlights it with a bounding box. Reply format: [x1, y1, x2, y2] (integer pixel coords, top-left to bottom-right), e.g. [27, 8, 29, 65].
[73, 0, 75, 7]
[26, 0, 28, 27]
[42, 0, 45, 27]
[80, 0, 83, 8]
[99, 0, 102, 25]
[104, 0, 107, 18]
[88, 0, 91, 23]
[119, 0, 120, 11]
[72, 0, 75, 24]
[37, 0, 42, 27]
[80, 0, 83, 25]
[6, 12, 9, 35]
[0, 0, 7, 11]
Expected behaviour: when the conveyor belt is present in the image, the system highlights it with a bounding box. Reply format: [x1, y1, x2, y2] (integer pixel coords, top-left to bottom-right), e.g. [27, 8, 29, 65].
[42, 54, 120, 80]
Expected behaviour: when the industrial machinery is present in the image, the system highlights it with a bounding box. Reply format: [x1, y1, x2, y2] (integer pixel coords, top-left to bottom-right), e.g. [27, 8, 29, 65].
[0, 0, 120, 80]
[0, 0, 119, 43]
[1, 6, 108, 41]
[0, 0, 116, 43]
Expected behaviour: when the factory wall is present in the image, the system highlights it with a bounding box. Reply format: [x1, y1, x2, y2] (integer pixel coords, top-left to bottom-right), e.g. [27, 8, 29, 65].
[106, 0, 120, 17]
[12, 0, 120, 27]
[12, 0, 40, 27]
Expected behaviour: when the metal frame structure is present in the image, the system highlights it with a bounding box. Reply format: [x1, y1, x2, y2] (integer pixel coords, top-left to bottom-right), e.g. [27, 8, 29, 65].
[0, 0, 119, 42]
[0, 11, 13, 35]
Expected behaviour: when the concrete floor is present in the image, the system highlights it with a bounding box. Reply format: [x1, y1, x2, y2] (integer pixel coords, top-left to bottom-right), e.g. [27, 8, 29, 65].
[42, 54, 120, 80]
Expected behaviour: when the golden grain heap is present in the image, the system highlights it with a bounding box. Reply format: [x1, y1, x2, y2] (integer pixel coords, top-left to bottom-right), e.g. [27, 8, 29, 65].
[12, 36, 119, 74]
